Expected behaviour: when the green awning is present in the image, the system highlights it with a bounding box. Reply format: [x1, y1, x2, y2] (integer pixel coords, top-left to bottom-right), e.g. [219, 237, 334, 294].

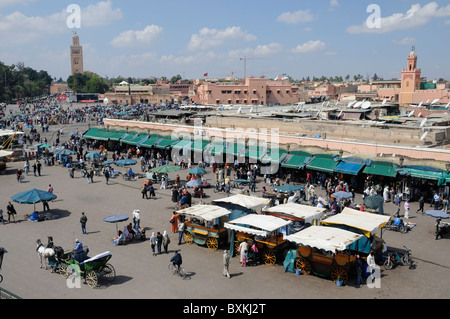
[83, 128, 126, 141]
[205, 141, 226, 156]
[225, 142, 246, 156]
[261, 148, 287, 164]
[140, 135, 163, 148]
[334, 161, 365, 175]
[245, 145, 267, 160]
[191, 139, 210, 152]
[363, 161, 399, 178]
[107, 130, 128, 142]
[172, 139, 193, 150]
[402, 166, 446, 181]
[306, 154, 339, 173]
[282, 154, 310, 169]
[154, 137, 179, 149]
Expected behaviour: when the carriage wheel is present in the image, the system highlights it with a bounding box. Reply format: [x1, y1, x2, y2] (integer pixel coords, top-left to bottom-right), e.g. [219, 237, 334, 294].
[101, 263, 116, 282]
[263, 249, 276, 266]
[206, 237, 219, 251]
[183, 232, 193, 245]
[59, 264, 70, 279]
[85, 270, 98, 288]
[331, 267, 348, 284]
[295, 258, 311, 275]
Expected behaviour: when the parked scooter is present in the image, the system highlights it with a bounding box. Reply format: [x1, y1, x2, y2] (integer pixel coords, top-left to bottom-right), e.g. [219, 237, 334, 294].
[401, 246, 414, 269]
[383, 251, 403, 270]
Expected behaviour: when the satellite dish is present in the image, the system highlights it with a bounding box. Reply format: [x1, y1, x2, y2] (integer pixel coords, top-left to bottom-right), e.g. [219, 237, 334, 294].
[237, 107, 242, 114]
[249, 107, 253, 113]
[431, 99, 439, 105]
[347, 101, 355, 108]
[354, 101, 363, 108]
[418, 101, 423, 107]
[425, 100, 430, 104]
[420, 131, 428, 141]
[408, 110, 414, 117]
[420, 118, 427, 127]
[417, 112, 422, 117]
[338, 110, 343, 118]
[382, 99, 387, 105]
[446, 102, 450, 109]
[361, 102, 371, 109]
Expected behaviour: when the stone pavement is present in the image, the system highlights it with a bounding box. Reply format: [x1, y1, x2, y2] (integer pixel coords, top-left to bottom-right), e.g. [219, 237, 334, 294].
[0, 109, 449, 300]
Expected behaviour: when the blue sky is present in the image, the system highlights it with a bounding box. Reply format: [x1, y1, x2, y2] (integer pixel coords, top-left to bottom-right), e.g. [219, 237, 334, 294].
[0, 0, 449, 81]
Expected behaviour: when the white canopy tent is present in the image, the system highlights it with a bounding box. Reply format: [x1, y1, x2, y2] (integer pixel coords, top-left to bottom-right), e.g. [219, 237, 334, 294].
[263, 203, 326, 224]
[321, 207, 390, 237]
[224, 214, 292, 237]
[0, 150, 14, 157]
[176, 205, 232, 222]
[213, 194, 269, 210]
[284, 226, 363, 252]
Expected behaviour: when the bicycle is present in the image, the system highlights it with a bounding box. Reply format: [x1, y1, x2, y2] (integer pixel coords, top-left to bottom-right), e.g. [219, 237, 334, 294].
[168, 262, 186, 279]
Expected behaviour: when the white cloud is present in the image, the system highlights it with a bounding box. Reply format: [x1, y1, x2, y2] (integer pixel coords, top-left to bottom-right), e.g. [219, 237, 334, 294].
[187, 26, 256, 51]
[0, 1, 123, 46]
[276, 10, 315, 24]
[228, 43, 283, 59]
[392, 37, 416, 45]
[330, 0, 339, 8]
[111, 25, 163, 48]
[292, 40, 326, 53]
[347, 2, 450, 34]
[0, 0, 36, 8]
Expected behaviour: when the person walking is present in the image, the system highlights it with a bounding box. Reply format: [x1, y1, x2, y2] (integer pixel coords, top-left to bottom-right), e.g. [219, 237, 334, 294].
[404, 200, 410, 219]
[238, 241, 248, 267]
[132, 209, 141, 231]
[24, 160, 30, 176]
[6, 202, 16, 223]
[16, 169, 22, 183]
[223, 250, 231, 279]
[160, 175, 167, 189]
[0, 208, 5, 224]
[104, 169, 110, 185]
[156, 231, 163, 255]
[416, 196, 424, 214]
[150, 232, 157, 256]
[355, 254, 364, 287]
[32, 162, 37, 176]
[178, 221, 185, 245]
[89, 168, 94, 184]
[42, 200, 50, 212]
[47, 184, 53, 193]
[141, 184, 149, 199]
[162, 230, 170, 253]
[36, 161, 42, 176]
[80, 212, 88, 234]
[170, 211, 180, 234]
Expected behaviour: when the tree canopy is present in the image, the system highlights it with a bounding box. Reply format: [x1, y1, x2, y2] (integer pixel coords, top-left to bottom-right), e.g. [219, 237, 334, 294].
[67, 71, 109, 94]
[0, 61, 52, 103]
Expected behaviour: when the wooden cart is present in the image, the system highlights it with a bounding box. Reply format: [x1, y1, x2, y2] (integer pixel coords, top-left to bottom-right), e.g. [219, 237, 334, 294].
[177, 205, 232, 251]
[284, 226, 363, 284]
[224, 214, 292, 266]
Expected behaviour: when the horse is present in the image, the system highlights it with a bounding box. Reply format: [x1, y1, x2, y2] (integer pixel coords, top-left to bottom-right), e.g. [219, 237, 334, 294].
[36, 239, 55, 270]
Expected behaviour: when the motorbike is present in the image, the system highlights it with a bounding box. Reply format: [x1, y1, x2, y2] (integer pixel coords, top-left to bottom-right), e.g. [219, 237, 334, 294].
[401, 246, 414, 269]
[383, 251, 403, 270]
[385, 222, 408, 234]
[214, 182, 225, 193]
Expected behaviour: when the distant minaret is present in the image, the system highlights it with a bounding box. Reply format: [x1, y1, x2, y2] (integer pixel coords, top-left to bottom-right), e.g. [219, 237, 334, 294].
[70, 32, 84, 75]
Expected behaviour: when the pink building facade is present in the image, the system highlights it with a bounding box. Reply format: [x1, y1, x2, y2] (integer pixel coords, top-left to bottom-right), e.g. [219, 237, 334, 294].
[194, 78, 299, 105]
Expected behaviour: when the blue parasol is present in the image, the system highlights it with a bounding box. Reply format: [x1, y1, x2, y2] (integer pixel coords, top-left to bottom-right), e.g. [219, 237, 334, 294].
[188, 167, 207, 175]
[272, 184, 305, 194]
[424, 210, 449, 219]
[186, 179, 202, 187]
[86, 152, 101, 159]
[332, 191, 353, 200]
[11, 189, 57, 212]
[104, 214, 129, 233]
[115, 159, 137, 166]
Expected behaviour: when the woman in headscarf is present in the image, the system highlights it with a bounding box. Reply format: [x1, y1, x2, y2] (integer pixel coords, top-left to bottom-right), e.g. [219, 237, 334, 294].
[170, 211, 180, 233]
[162, 231, 170, 254]
[149, 232, 157, 256]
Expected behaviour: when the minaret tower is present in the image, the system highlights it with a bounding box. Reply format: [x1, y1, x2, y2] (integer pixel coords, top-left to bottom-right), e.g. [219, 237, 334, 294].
[70, 32, 84, 75]
[399, 47, 421, 106]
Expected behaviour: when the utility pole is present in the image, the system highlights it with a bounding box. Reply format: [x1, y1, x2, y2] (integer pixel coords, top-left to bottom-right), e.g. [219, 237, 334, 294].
[240, 57, 263, 81]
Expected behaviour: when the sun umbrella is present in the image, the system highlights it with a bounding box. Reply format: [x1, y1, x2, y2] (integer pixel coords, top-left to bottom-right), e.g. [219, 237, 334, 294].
[188, 167, 207, 175]
[103, 214, 129, 233]
[332, 191, 353, 200]
[102, 160, 115, 165]
[424, 210, 449, 219]
[115, 159, 137, 166]
[39, 144, 52, 149]
[54, 149, 77, 156]
[272, 184, 305, 194]
[186, 179, 202, 187]
[86, 152, 101, 159]
[11, 189, 57, 211]
[150, 165, 180, 173]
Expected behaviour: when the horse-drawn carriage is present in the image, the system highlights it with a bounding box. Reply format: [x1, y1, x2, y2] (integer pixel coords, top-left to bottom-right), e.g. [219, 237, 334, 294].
[224, 214, 292, 266]
[284, 226, 363, 284]
[58, 251, 116, 288]
[177, 205, 231, 251]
